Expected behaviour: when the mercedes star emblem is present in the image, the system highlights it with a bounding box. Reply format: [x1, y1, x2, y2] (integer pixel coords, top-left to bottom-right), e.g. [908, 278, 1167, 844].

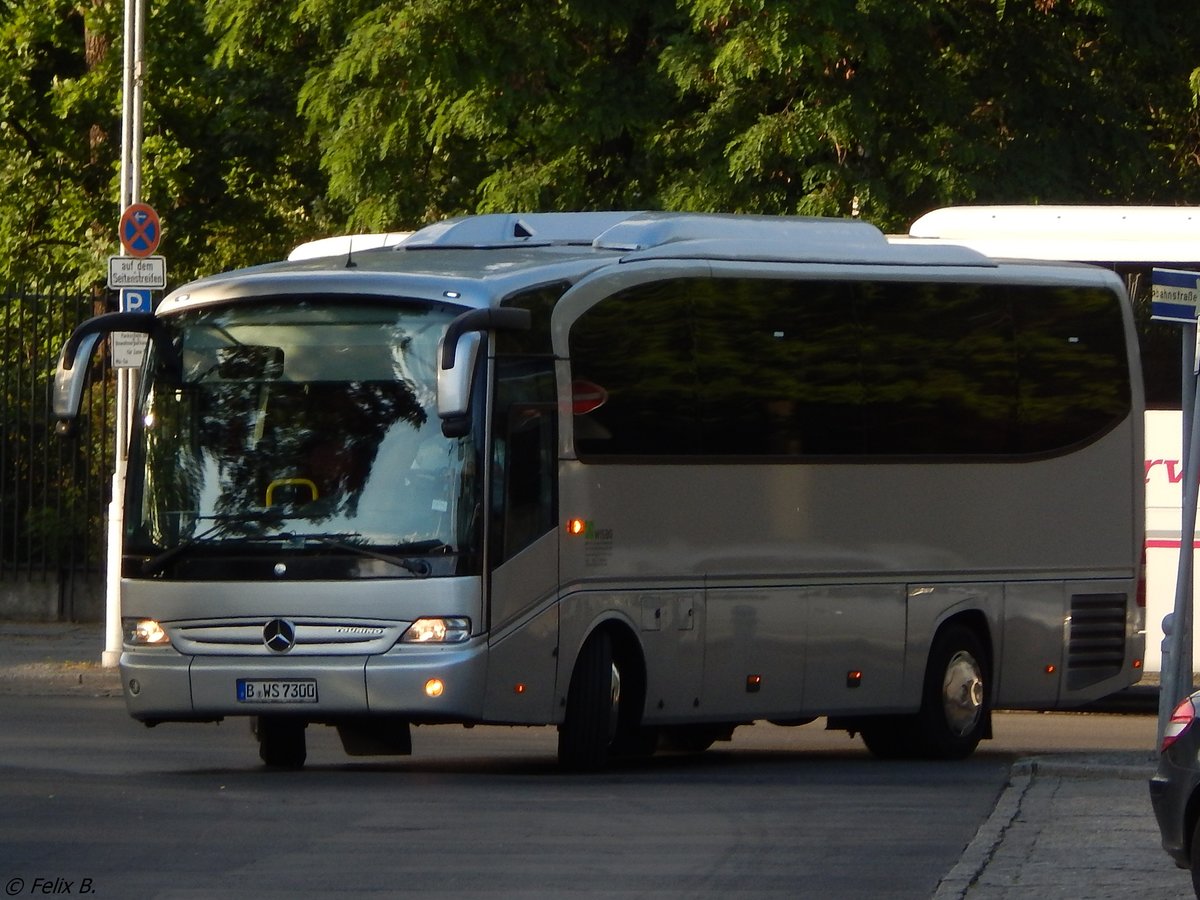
[263, 618, 297, 653]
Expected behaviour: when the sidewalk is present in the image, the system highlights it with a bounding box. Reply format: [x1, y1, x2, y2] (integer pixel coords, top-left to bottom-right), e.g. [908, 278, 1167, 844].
[0, 621, 1192, 897]
[934, 753, 1191, 899]
[0, 621, 120, 695]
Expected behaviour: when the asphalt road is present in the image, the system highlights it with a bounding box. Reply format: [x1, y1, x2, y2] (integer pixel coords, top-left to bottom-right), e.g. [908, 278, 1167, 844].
[0, 695, 1156, 899]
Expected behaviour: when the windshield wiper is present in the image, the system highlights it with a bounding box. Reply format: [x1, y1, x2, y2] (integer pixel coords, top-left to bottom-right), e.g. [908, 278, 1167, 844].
[288, 533, 434, 578]
[138, 519, 442, 578]
[137, 512, 285, 576]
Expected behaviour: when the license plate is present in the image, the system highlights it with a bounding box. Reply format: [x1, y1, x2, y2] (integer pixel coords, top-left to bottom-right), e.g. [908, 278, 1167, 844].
[236, 679, 318, 703]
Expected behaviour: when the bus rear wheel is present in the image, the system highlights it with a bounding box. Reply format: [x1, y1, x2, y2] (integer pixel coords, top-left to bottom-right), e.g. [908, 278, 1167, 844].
[916, 624, 989, 759]
[861, 624, 989, 760]
[253, 716, 307, 769]
[558, 632, 620, 771]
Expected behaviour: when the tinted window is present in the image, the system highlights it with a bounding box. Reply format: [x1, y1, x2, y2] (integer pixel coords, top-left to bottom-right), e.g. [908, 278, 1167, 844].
[489, 358, 558, 565]
[569, 277, 1130, 459]
[496, 281, 571, 356]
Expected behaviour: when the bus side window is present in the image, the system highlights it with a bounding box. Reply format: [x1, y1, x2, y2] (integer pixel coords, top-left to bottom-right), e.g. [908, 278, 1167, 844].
[491, 358, 558, 565]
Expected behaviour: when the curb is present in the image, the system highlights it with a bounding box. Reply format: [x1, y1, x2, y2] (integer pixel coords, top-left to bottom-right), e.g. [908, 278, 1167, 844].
[1010, 751, 1158, 781]
[0, 663, 122, 697]
[933, 771, 1033, 900]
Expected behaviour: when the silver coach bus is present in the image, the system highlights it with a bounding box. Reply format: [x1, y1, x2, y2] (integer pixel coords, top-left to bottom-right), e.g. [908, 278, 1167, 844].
[54, 212, 1145, 769]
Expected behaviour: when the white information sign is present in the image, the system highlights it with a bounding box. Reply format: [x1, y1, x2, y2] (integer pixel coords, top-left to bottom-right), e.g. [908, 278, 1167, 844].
[111, 332, 148, 368]
[107, 255, 166, 289]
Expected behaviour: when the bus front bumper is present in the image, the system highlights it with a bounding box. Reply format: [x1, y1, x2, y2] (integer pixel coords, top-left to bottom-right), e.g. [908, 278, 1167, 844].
[120, 641, 489, 723]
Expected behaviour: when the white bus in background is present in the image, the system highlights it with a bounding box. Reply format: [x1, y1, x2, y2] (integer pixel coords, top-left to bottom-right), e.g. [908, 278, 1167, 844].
[52, 211, 1144, 770]
[906, 204, 1200, 673]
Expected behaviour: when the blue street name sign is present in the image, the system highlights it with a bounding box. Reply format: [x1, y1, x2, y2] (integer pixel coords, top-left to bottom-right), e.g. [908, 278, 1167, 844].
[1152, 268, 1200, 323]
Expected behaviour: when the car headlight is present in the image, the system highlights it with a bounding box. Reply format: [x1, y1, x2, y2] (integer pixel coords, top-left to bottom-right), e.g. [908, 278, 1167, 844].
[401, 617, 470, 644]
[123, 617, 172, 647]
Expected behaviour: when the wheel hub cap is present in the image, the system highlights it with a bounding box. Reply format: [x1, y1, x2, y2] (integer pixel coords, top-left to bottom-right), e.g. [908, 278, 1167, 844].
[942, 650, 984, 736]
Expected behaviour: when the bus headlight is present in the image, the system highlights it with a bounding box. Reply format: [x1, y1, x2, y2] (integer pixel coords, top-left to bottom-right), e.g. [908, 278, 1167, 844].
[124, 618, 171, 647]
[401, 617, 470, 644]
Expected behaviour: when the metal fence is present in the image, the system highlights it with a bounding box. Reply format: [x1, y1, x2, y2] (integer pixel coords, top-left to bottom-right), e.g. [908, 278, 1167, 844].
[1, 285, 111, 617]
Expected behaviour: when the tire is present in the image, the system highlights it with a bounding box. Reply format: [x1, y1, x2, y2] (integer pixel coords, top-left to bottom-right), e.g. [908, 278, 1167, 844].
[253, 716, 307, 769]
[1190, 815, 1200, 898]
[860, 624, 988, 760]
[914, 624, 989, 760]
[558, 632, 620, 771]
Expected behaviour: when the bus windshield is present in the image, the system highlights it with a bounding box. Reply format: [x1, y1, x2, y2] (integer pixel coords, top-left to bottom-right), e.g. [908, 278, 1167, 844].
[124, 299, 479, 578]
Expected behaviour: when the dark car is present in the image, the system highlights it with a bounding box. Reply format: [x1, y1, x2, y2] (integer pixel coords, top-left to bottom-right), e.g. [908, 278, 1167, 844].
[1150, 691, 1200, 896]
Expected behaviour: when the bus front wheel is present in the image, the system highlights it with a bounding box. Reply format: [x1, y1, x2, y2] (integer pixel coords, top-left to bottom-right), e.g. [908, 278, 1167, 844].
[253, 716, 307, 769]
[558, 631, 620, 771]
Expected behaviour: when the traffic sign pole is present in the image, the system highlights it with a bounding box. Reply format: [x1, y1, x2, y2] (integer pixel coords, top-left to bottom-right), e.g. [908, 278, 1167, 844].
[1153, 269, 1200, 742]
[105, 0, 148, 669]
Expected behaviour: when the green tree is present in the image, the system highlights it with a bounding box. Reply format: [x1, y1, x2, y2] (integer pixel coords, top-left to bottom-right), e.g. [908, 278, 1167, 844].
[0, 0, 330, 291]
[267, 0, 1200, 233]
[6, 0, 1200, 278]
[277, 0, 686, 229]
[0, 0, 118, 288]
[655, 0, 1200, 229]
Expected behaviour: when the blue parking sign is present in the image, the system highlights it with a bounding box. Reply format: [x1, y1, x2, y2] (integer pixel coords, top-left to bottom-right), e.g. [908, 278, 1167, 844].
[120, 289, 151, 313]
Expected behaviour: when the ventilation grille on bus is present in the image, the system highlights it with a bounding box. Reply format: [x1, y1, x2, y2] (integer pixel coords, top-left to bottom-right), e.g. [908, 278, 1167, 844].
[1067, 593, 1126, 690]
[168, 620, 404, 657]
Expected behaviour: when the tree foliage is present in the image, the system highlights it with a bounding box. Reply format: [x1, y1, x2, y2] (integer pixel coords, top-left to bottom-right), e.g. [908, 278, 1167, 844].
[0, 0, 330, 290]
[0, 1, 116, 287]
[283, 0, 1200, 233]
[2, 0, 1200, 284]
[281, 0, 686, 227]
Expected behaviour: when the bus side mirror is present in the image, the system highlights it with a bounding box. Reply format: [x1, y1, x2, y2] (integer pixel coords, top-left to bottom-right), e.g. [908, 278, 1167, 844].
[437, 307, 532, 438]
[52, 312, 180, 436]
[53, 332, 104, 436]
[437, 332, 481, 437]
